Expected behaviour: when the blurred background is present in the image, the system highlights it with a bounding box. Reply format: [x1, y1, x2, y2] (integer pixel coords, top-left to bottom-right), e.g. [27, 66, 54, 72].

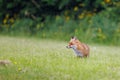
[0, 0, 120, 45]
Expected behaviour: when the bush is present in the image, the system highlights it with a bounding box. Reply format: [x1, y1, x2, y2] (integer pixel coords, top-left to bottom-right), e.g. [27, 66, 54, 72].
[0, 0, 120, 45]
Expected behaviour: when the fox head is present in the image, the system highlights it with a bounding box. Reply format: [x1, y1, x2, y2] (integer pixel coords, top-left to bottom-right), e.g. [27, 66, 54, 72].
[66, 36, 90, 57]
[66, 36, 78, 48]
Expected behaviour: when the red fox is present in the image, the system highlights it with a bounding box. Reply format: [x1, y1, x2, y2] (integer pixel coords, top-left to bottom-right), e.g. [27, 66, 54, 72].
[66, 36, 90, 57]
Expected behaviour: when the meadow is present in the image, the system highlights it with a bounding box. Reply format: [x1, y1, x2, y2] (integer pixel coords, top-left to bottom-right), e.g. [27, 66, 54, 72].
[0, 36, 120, 80]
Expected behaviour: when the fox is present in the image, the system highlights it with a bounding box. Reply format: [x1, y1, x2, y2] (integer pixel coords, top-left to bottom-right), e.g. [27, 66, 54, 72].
[66, 36, 90, 57]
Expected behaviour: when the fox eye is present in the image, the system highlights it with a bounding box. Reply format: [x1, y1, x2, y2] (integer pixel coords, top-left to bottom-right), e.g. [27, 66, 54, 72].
[69, 42, 73, 45]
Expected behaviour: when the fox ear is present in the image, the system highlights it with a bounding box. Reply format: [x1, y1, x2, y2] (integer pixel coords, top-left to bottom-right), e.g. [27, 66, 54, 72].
[71, 36, 77, 39]
[71, 36, 74, 39]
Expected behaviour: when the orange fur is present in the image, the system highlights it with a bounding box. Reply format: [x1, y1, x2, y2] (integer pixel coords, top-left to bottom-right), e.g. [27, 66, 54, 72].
[68, 37, 90, 57]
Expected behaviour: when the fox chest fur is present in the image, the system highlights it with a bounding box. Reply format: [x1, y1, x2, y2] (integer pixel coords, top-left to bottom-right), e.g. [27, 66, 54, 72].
[67, 37, 90, 57]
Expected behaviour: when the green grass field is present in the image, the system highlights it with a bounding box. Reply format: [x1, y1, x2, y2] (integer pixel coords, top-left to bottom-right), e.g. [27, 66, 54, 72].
[0, 36, 120, 80]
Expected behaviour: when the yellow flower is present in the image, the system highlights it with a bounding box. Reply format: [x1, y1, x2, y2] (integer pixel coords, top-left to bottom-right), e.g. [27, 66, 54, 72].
[104, 0, 111, 3]
[3, 18, 7, 24]
[65, 16, 70, 21]
[18, 67, 22, 71]
[86, 12, 93, 17]
[10, 18, 14, 23]
[79, 3, 85, 7]
[78, 13, 84, 19]
[14, 61, 17, 64]
[74, 6, 78, 11]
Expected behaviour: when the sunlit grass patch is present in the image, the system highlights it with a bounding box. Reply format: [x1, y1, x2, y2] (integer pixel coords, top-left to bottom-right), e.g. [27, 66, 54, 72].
[0, 36, 120, 80]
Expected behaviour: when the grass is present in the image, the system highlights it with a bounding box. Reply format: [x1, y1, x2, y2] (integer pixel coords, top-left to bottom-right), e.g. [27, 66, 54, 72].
[0, 36, 120, 80]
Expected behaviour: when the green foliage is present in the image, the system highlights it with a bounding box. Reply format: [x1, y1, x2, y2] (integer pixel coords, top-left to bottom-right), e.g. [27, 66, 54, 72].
[0, 0, 120, 45]
[0, 36, 120, 80]
[74, 13, 119, 44]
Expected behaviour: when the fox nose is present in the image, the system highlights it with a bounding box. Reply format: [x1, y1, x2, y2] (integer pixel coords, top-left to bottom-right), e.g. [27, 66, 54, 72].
[66, 46, 69, 48]
[66, 46, 70, 48]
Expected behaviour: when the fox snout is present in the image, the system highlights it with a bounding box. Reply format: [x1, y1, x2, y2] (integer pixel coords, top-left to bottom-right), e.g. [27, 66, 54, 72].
[66, 45, 71, 48]
[66, 45, 76, 49]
